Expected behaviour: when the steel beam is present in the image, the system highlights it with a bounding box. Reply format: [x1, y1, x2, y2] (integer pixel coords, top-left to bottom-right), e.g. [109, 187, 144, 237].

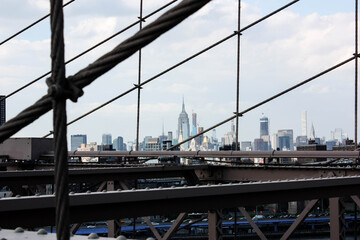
[280, 199, 318, 240]
[40, 150, 360, 159]
[1, 176, 360, 228]
[208, 209, 223, 240]
[238, 207, 267, 240]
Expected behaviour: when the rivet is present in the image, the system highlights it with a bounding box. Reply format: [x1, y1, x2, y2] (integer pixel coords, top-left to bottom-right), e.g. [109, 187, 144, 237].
[35, 193, 40, 196]
[88, 233, 99, 239]
[218, 183, 222, 185]
[131, 188, 136, 191]
[14, 227, 24, 233]
[195, 184, 199, 187]
[146, 238, 155, 240]
[86, 190, 91, 194]
[69, 192, 75, 195]
[171, 185, 175, 188]
[37, 229, 47, 235]
[158, 186, 163, 189]
[145, 187, 149, 190]
[183, 185, 188, 187]
[16, 195, 21, 198]
[102, 190, 107, 192]
[117, 189, 122, 191]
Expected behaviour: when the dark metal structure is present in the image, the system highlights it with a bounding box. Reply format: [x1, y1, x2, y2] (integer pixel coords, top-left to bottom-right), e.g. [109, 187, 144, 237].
[1, 0, 360, 239]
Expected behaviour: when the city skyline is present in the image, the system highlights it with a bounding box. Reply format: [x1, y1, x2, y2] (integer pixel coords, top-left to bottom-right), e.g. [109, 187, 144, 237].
[0, 0, 358, 146]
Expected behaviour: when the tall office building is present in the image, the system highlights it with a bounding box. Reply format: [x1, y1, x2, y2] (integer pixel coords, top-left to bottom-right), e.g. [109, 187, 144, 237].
[113, 136, 124, 150]
[278, 129, 294, 150]
[301, 111, 307, 137]
[71, 134, 87, 151]
[260, 114, 269, 137]
[102, 133, 112, 145]
[191, 112, 197, 136]
[309, 123, 316, 140]
[177, 98, 190, 149]
[0, 96, 5, 126]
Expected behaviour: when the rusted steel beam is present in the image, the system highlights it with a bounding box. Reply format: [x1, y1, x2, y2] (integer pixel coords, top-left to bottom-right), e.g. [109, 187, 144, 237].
[1, 176, 360, 228]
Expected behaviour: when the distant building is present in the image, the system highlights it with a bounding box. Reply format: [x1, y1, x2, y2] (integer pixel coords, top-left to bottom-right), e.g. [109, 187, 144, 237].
[145, 138, 161, 151]
[254, 138, 267, 151]
[177, 98, 190, 149]
[260, 114, 269, 137]
[168, 131, 173, 141]
[191, 112, 197, 136]
[240, 141, 252, 151]
[71, 134, 87, 151]
[297, 140, 326, 164]
[295, 136, 307, 147]
[102, 133, 112, 146]
[0, 96, 5, 126]
[77, 142, 99, 162]
[278, 129, 294, 150]
[113, 136, 124, 151]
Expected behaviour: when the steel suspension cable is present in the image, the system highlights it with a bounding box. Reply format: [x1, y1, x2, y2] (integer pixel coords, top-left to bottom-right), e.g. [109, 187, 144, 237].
[167, 56, 356, 151]
[355, 0, 359, 151]
[235, 0, 241, 151]
[0, 0, 75, 46]
[136, 0, 144, 151]
[0, 0, 178, 102]
[49, 0, 70, 239]
[42, 0, 299, 138]
[0, 0, 211, 143]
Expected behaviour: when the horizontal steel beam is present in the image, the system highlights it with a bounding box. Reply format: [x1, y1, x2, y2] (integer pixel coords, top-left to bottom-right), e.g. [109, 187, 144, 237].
[41, 150, 360, 159]
[0, 165, 207, 186]
[1, 176, 360, 228]
[2, 164, 360, 186]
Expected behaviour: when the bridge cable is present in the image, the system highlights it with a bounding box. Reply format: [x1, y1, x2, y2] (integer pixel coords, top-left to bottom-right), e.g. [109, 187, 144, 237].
[0, 0, 178, 102]
[0, 0, 212, 143]
[48, 0, 70, 239]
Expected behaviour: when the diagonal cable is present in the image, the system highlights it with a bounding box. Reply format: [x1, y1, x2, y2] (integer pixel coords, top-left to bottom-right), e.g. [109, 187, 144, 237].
[0, 0, 211, 143]
[0, 0, 178, 102]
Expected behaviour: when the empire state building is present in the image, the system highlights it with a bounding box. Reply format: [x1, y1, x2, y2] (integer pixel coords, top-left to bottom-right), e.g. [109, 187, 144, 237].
[177, 98, 190, 149]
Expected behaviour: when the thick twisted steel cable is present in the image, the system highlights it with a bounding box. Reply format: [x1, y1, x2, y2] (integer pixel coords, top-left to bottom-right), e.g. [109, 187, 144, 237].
[49, 0, 70, 239]
[167, 56, 357, 151]
[0, 0, 211, 143]
[0, 0, 75, 46]
[0, 0, 178, 102]
[42, 0, 299, 138]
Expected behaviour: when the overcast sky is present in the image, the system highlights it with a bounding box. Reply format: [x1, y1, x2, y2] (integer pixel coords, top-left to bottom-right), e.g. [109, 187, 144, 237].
[0, 0, 358, 146]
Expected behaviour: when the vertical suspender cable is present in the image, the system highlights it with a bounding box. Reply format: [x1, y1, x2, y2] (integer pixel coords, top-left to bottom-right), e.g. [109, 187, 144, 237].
[355, 0, 359, 152]
[136, 0, 144, 151]
[49, 0, 70, 239]
[235, 0, 241, 151]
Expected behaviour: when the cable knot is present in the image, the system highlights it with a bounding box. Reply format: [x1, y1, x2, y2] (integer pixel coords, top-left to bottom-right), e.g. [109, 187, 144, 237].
[46, 76, 83, 102]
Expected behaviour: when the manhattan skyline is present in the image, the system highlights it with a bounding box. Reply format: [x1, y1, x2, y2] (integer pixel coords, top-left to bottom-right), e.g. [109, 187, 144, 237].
[0, 0, 357, 146]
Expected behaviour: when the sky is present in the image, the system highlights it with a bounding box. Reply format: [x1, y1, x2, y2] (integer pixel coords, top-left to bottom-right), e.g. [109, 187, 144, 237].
[0, 0, 358, 146]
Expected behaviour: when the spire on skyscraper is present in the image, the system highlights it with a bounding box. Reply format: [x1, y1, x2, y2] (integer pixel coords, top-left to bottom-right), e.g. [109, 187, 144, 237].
[182, 95, 185, 113]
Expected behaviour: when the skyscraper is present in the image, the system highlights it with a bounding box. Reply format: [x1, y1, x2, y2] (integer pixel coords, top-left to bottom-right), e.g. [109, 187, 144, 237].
[191, 112, 197, 136]
[278, 129, 294, 150]
[0, 96, 5, 126]
[113, 136, 124, 150]
[260, 114, 269, 137]
[71, 134, 87, 151]
[102, 133, 112, 145]
[301, 110, 307, 137]
[177, 98, 190, 149]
